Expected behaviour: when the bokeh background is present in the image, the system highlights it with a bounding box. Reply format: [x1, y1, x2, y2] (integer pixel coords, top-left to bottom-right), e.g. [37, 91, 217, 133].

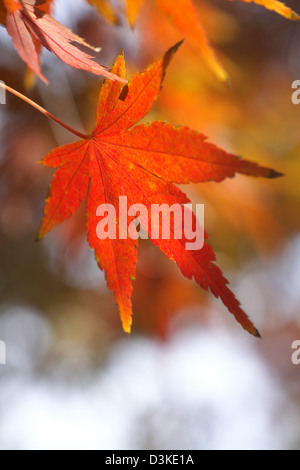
[0, 0, 300, 450]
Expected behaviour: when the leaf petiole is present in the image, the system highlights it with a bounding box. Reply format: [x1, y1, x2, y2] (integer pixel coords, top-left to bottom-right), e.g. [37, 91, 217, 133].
[0, 81, 92, 140]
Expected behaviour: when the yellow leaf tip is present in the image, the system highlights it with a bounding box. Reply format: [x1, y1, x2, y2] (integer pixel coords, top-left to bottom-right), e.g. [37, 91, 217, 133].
[35, 231, 44, 242]
[123, 323, 132, 334]
[289, 11, 300, 20]
[253, 328, 262, 339]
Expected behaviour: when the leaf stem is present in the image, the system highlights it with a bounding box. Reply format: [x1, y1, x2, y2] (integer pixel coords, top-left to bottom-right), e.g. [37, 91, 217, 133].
[0, 81, 92, 140]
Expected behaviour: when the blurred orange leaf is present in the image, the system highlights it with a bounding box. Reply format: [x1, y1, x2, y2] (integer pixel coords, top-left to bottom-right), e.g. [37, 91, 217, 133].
[87, 0, 299, 82]
[238, 0, 300, 20]
[87, 0, 119, 23]
[155, 0, 229, 84]
[126, 0, 145, 27]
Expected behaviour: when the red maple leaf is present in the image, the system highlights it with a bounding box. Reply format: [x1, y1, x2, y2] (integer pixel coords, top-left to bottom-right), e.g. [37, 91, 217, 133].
[38, 43, 281, 336]
[0, 0, 125, 83]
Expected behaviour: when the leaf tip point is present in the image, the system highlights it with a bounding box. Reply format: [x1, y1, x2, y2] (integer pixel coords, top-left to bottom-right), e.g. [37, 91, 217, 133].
[289, 12, 300, 21]
[253, 328, 262, 339]
[267, 169, 284, 179]
[123, 324, 132, 335]
[35, 232, 43, 243]
[171, 40, 185, 54]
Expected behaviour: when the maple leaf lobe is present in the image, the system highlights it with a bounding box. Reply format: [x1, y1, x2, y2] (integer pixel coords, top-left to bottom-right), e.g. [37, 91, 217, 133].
[254, 328, 262, 339]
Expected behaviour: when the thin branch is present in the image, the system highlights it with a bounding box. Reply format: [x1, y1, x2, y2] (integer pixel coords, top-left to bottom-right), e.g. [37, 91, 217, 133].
[0, 81, 92, 140]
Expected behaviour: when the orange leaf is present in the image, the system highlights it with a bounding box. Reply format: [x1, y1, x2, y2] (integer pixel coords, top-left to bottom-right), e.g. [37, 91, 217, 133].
[126, 0, 145, 27]
[237, 0, 300, 20]
[155, 0, 229, 84]
[24, 1, 54, 89]
[2, 0, 21, 14]
[87, 0, 119, 23]
[155, 0, 298, 79]
[84, 0, 299, 81]
[2, 0, 126, 83]
[39, 43, 281, 336]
